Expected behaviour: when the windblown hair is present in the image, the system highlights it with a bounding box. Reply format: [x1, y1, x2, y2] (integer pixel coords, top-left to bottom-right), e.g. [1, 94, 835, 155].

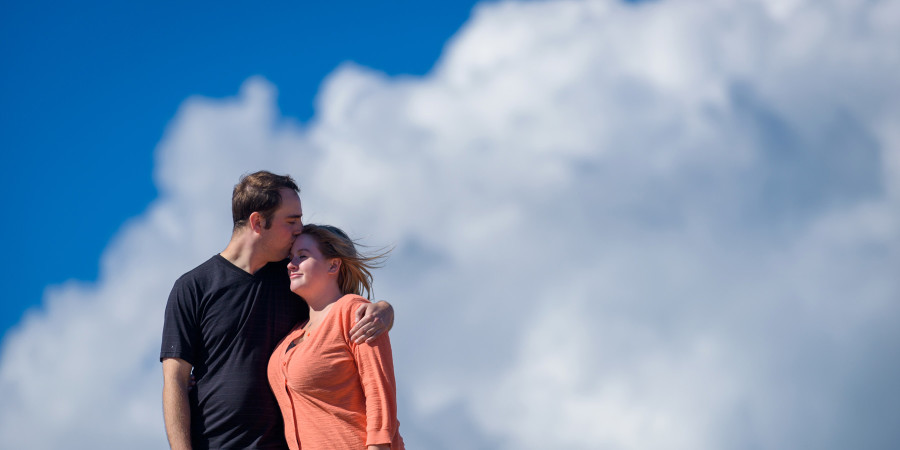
[232, 170, 300, 232]
[301, 224, 390, 299]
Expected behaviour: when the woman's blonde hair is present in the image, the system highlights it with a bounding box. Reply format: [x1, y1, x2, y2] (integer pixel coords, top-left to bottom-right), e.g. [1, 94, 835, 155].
[301, 224, 389, 299]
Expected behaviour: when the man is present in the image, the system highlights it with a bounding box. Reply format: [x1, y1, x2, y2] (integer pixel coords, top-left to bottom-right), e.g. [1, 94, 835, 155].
[161, 171, 394, 449]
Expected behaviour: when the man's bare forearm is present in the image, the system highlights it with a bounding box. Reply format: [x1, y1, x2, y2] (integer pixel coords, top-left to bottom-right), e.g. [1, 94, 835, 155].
[377, 300, 395, 331]
[163, 382, 191, 449]
[162, 358, 193, 450]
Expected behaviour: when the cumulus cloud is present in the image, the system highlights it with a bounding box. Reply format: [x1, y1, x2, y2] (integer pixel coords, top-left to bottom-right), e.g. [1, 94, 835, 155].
[2, 0, 899, 448]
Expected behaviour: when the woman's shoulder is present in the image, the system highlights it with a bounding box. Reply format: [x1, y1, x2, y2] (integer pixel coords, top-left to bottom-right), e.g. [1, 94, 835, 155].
[336, 294, 370, 313]
[332, 295, 371, 333]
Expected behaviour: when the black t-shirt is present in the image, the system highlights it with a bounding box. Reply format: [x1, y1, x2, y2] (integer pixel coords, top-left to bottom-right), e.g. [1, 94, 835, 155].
[161, 255, 307, 449]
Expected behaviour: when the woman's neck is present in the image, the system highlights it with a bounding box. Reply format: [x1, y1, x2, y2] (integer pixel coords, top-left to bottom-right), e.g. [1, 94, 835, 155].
[304, 283, 344, 319]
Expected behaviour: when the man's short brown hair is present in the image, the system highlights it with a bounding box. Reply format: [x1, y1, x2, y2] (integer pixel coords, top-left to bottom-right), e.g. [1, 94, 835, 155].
[232, 171, 300, 231]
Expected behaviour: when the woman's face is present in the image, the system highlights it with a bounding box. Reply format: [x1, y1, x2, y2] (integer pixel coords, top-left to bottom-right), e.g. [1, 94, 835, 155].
[287, 234, 336, 296]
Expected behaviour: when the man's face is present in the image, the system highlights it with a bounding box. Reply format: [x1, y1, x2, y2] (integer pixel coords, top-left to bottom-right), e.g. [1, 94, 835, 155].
[259, 188, 303, 262]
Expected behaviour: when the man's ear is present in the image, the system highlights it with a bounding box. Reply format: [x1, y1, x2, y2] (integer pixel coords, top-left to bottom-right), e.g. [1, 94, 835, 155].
[249, 212, 264, 233]
[328, 258, 341, 274]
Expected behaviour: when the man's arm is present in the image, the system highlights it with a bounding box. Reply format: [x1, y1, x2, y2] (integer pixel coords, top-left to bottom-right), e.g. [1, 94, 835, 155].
[350, 300, 394, 344]
[162, 357, 194, 450]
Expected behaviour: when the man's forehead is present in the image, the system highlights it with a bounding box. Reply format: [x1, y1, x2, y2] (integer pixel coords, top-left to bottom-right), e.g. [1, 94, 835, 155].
[276, 207, 303, 218]
[276, 190, 302, 214]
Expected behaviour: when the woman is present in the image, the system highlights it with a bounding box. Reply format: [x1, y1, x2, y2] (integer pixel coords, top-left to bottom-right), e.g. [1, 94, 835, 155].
[268, 224, 404, 450]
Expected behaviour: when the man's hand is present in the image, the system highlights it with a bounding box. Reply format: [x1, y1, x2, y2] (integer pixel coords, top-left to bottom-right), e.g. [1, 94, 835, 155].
[350, 300, 394, 344]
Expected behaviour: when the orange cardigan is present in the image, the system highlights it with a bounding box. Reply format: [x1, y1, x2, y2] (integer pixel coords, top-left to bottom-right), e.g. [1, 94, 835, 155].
[267, 294, 404, 449]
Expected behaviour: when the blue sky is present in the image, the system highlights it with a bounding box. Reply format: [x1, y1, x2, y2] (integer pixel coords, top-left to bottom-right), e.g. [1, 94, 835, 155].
[0, 0, 482, 337]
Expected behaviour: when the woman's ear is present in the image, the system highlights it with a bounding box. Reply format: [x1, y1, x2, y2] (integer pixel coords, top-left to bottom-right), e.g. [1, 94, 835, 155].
[328, 258, 342, 274]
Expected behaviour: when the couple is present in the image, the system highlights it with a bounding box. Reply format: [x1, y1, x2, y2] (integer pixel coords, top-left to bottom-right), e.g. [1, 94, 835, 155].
[160, 171, 404, 449]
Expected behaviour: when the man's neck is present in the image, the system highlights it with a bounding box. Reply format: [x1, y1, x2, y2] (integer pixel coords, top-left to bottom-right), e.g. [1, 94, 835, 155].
[220, 234, 269, 275]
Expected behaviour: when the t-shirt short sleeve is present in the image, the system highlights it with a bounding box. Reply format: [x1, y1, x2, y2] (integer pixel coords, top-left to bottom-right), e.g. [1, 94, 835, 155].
[160, 275, 199, 364]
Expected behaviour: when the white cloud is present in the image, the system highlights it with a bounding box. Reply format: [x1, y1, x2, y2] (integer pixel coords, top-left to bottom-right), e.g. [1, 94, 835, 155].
[3, 0, 899, 448]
